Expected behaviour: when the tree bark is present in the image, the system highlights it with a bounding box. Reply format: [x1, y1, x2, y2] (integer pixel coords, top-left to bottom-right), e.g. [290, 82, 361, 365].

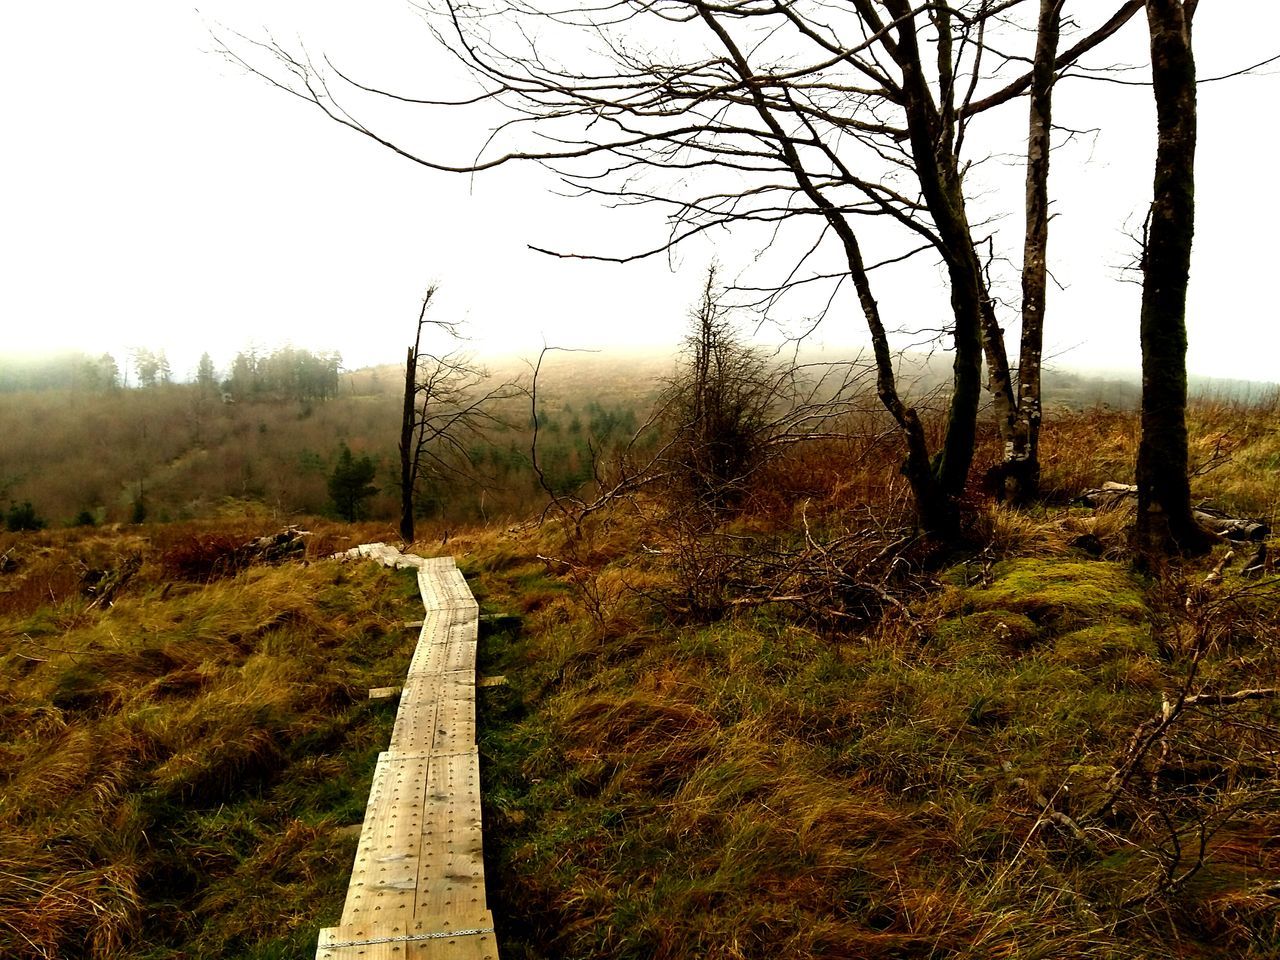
[1005, 0, 1062, 504]
[882, 0, 1014, 502]
[399, 344, 418, 544]
[1135, 0, 1214, 557]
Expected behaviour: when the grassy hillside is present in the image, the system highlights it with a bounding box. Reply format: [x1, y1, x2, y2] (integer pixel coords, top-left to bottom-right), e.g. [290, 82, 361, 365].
[0, 517, 423, 958]
[0, 392, 1277, 958]
[0, 352, 673, 529]
[456, 396, 1280, 959]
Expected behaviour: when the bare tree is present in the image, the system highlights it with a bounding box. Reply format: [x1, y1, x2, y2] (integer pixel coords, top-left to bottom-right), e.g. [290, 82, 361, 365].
[1133, 0, 1215, 557]
[668, 266, 777, 512]
[220, 1, 1146, 534]
[399, 287, 516, 543]
[1004, 0, 1063, 504]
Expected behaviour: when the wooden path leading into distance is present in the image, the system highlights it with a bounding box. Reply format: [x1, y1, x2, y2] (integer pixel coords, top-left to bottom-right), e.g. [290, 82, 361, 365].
[317, 544, 499, 960]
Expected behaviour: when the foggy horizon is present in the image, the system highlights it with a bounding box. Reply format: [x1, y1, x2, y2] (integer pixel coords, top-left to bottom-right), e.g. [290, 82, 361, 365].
[3, 3, 1280, 384]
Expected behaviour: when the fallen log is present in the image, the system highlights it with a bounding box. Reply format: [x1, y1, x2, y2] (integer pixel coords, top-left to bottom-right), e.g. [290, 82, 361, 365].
[1192, 506, 1269, 543]
[82, 553, 142, 607]
[1078, 483, 1269, 542]
[1078, 481, 1137, 510]
[1242, 542, 1268, 580]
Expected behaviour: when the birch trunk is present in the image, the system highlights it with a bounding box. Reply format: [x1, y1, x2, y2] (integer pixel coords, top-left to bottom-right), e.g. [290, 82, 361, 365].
[1004, 0, 1062, 503]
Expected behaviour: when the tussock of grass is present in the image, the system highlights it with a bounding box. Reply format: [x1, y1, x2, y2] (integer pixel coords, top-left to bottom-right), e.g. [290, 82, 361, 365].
[465, 460, 1278, 958]
[0, 527, 422, 959]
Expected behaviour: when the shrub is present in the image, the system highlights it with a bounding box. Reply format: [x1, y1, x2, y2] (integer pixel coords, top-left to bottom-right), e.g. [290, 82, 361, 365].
[662, 276, 772, 512]
[5, 500, 45, 532]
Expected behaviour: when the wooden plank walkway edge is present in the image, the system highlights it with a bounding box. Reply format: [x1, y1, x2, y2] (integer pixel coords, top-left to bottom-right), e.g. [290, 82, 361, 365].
[320, 543, 499, 960]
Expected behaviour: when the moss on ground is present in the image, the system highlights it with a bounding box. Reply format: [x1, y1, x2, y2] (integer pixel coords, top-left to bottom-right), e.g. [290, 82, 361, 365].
[469, 530, 1279, 960]
[943, 558, 1149, 632]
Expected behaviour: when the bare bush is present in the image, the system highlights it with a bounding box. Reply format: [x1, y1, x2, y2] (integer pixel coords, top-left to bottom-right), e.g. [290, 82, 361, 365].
[1091, 573, 1280, 909]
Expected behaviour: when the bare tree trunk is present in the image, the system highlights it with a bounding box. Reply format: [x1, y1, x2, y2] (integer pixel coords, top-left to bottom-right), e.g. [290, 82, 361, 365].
[399, 344, 418, 544]
[695, 2, 958, 536]
[399, 289, 436, 545]
[848, 237, 956, 537]
[882, 0, 1011, 502]
[1135, 0, 1214, 557]
[1005, 0, 1062, 504]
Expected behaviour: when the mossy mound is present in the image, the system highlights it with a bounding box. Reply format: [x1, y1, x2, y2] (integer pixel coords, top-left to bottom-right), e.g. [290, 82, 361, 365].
[949, 558, 1148, 633]
[1049, 623, 1154, 668]
[931, 609, 1042, 656]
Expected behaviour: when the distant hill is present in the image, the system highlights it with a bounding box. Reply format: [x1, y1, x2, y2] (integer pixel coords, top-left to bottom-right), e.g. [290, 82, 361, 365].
[1, 344, 1274, 529]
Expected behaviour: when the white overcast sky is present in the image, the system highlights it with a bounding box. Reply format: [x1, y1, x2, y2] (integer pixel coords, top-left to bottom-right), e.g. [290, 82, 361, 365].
[1, 1, 1278, 381]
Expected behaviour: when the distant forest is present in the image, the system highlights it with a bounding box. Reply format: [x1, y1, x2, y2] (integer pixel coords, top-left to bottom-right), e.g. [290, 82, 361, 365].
[0, 344, 1272, 532]
[0, 348, 660, 529]
[0, 346, 343, 400]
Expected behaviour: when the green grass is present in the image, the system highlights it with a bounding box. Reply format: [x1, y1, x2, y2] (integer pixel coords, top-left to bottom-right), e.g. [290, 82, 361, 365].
[466, 518, 1279, 959]
[0, 528, 422, 959]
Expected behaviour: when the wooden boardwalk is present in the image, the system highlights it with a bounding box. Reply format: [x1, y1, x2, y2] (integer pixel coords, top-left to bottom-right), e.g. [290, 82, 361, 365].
[318, 545, 498, 960]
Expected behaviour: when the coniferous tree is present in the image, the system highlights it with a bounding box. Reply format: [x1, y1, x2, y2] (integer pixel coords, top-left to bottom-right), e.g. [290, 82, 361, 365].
[81, 353, 120, 391]
[156, 350, 172, 385]
[196, 352, 217, 392]
[328, 443, 379, 522]
[133, 349, 160, 389]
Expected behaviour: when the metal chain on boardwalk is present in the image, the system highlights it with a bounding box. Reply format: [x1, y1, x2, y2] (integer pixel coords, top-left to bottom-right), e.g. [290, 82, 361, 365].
[322, 926, 496, 950]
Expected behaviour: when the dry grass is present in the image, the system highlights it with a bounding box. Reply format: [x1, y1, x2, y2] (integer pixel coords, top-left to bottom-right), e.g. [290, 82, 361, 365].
[0, 523, 423, 959]
[1, 393, 1276, 959]
[463, 397, 1280, 960]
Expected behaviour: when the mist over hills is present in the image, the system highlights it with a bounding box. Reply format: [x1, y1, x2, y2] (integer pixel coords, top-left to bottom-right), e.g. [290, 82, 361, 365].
[3, 344, 1276, 530]
[5, 344, 1273, 401]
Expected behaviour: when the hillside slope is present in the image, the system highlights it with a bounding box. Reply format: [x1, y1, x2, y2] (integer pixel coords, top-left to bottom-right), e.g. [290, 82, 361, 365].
[1, 394, 1277, 959]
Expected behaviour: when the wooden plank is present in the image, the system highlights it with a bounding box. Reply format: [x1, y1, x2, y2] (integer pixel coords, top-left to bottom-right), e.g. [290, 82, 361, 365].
[417, 608, 449, 646]
[340, 752, 431, 927]
[400, 671, 475, 702]
[413, 931, 500, 959]
[322, 545, 497, 960]
[388, 691, 441, 755]
[429, 699, 476, 754]
[416, 751, 486, 922]
[317, 934, 498, 960]
[319, 913, 494, 944]
[419, 564, 460, 611]
[388, 674, 475, 754]
[445, 612, 479, 645]
[316, 916, 497, 960]
[410, 640, 477, 676]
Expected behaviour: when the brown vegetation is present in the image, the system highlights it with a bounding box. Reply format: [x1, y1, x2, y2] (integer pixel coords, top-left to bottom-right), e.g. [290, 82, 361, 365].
[0, 371, 1276, 959]
[0, 515, 418, 958]
[460, 393, 1279, 959]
